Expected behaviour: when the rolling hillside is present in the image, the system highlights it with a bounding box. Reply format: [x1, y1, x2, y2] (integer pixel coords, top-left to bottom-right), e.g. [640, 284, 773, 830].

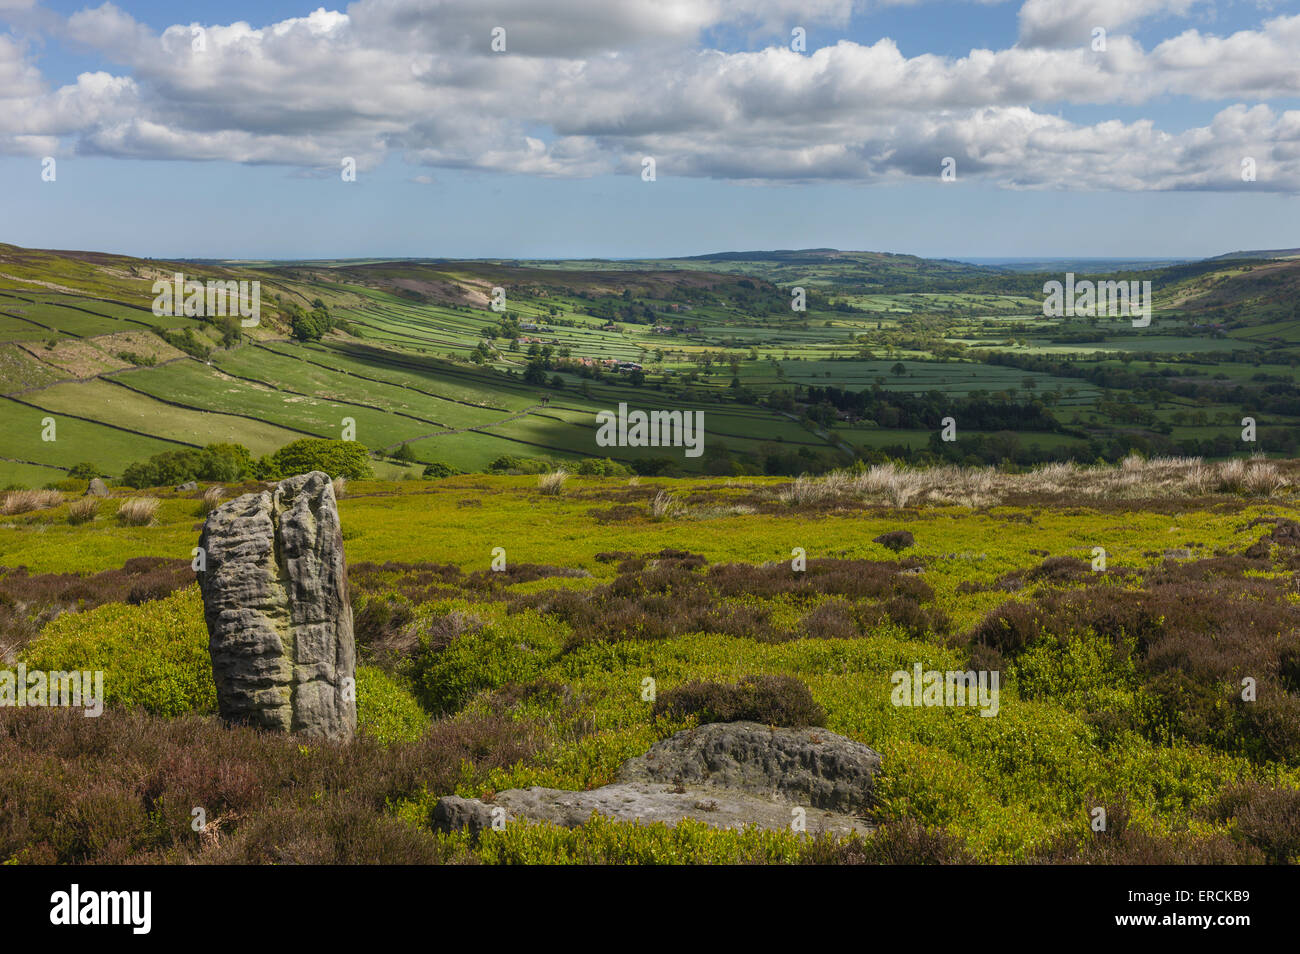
[2, 240, 1299, 488]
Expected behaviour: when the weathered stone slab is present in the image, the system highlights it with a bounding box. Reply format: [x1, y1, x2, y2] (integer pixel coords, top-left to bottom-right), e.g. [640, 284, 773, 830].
[434, 722, 880, 835]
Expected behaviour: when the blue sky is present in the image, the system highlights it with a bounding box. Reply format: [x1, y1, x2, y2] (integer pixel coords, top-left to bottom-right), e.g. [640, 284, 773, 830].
[2, 0, 1298, 260]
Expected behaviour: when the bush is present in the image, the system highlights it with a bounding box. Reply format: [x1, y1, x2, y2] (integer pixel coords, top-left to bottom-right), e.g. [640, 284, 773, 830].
[260, 439, 373, 481]
[575, 458, 631, 477]
[153, 326, 211, 359]
[21, 586, 215, 717]
[488, 455, 553, 475]
[873, 530, 915, 552]
[415, 612, 566, 715]
[66, 462, 102, 480]
[422, 462, 456, 479]
[966, 602, 1042, 655]
[121, 443, 252, 488]
[116, 496, 159, 526]
[652, 674, 827, 728]
[356, 665, 428, 745]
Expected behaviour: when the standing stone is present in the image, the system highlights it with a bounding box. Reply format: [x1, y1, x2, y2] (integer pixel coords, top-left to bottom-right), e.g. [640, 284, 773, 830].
[85, 478, 109, 497]
[197, 471, 356, 741]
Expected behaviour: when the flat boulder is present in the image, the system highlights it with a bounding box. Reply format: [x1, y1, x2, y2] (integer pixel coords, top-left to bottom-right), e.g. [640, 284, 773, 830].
[434, 721, 880, 835]
[197, 471, 356, 741]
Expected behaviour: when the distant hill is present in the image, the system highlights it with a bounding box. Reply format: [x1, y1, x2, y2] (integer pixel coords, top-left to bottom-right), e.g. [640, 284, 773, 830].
[1210, 248, 1300, 261]
[959, 257, 1189, 273]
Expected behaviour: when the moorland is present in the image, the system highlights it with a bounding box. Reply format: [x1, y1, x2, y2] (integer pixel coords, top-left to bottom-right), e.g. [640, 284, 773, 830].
[2, 241, 1298, 865]
[1, 458, 1298, 863]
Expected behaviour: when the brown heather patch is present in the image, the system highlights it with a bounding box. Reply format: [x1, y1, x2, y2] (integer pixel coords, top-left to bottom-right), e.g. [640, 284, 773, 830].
[709, 557, 932, 604]
[521, 577, 783, 646]
[0, 557, 192, 661]
[349, 560, 464, 605]
[652, 674, 827, 728]
[1033, 821, 1259, 864]
[873, 530, 915, 552]
[586, 504, 644, 523]
[802, 600, 860, 640]
[1243, 516, 1300, 568]
[961, 548, 1300, 764]
[992, 554, 1120, 592]
[797, 819, 973, 865]
[463, 563, 591, 590]
[510, 552, 946, 647]
[615, 548, 708, 574]
[575, 484, 660, 501]
[1205, 782, 1300, 865]
[0, 706, 545, 865]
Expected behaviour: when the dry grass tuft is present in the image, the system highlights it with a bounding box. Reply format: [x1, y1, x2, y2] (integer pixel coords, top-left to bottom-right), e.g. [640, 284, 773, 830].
[776, 456, 1293, 510]
[198, 485, 226, 515]
[537, 469, 569, 496]
[649, 489, 684, 521]
[1, 489, 63, 515]
[116, 496, 159, 526]
[67, 497, 98, 525]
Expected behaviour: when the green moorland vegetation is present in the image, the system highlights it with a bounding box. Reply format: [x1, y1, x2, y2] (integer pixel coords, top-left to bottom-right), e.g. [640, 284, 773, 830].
[4, 242, 1300, 491]
[1, 456, 1298, 864]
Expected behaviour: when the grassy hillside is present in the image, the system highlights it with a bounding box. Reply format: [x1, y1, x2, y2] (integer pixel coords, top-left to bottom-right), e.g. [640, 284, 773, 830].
[4, 241, 1300, 489]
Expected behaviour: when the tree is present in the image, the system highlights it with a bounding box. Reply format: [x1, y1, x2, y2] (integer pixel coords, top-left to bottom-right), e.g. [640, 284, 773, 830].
[890, 362, 907, 377]
[260, 439, 373, 480]
[291, 308, 331, 341]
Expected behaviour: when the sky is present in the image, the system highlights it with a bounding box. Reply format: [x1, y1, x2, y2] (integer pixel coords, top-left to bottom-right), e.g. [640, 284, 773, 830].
[1, 0, 1298, 260]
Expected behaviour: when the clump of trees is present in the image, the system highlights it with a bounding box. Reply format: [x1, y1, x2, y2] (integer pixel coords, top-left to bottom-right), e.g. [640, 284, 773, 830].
[122, 443, 253, 487]
[119, 438, 373, 487]
[286, 301, 335, 341]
